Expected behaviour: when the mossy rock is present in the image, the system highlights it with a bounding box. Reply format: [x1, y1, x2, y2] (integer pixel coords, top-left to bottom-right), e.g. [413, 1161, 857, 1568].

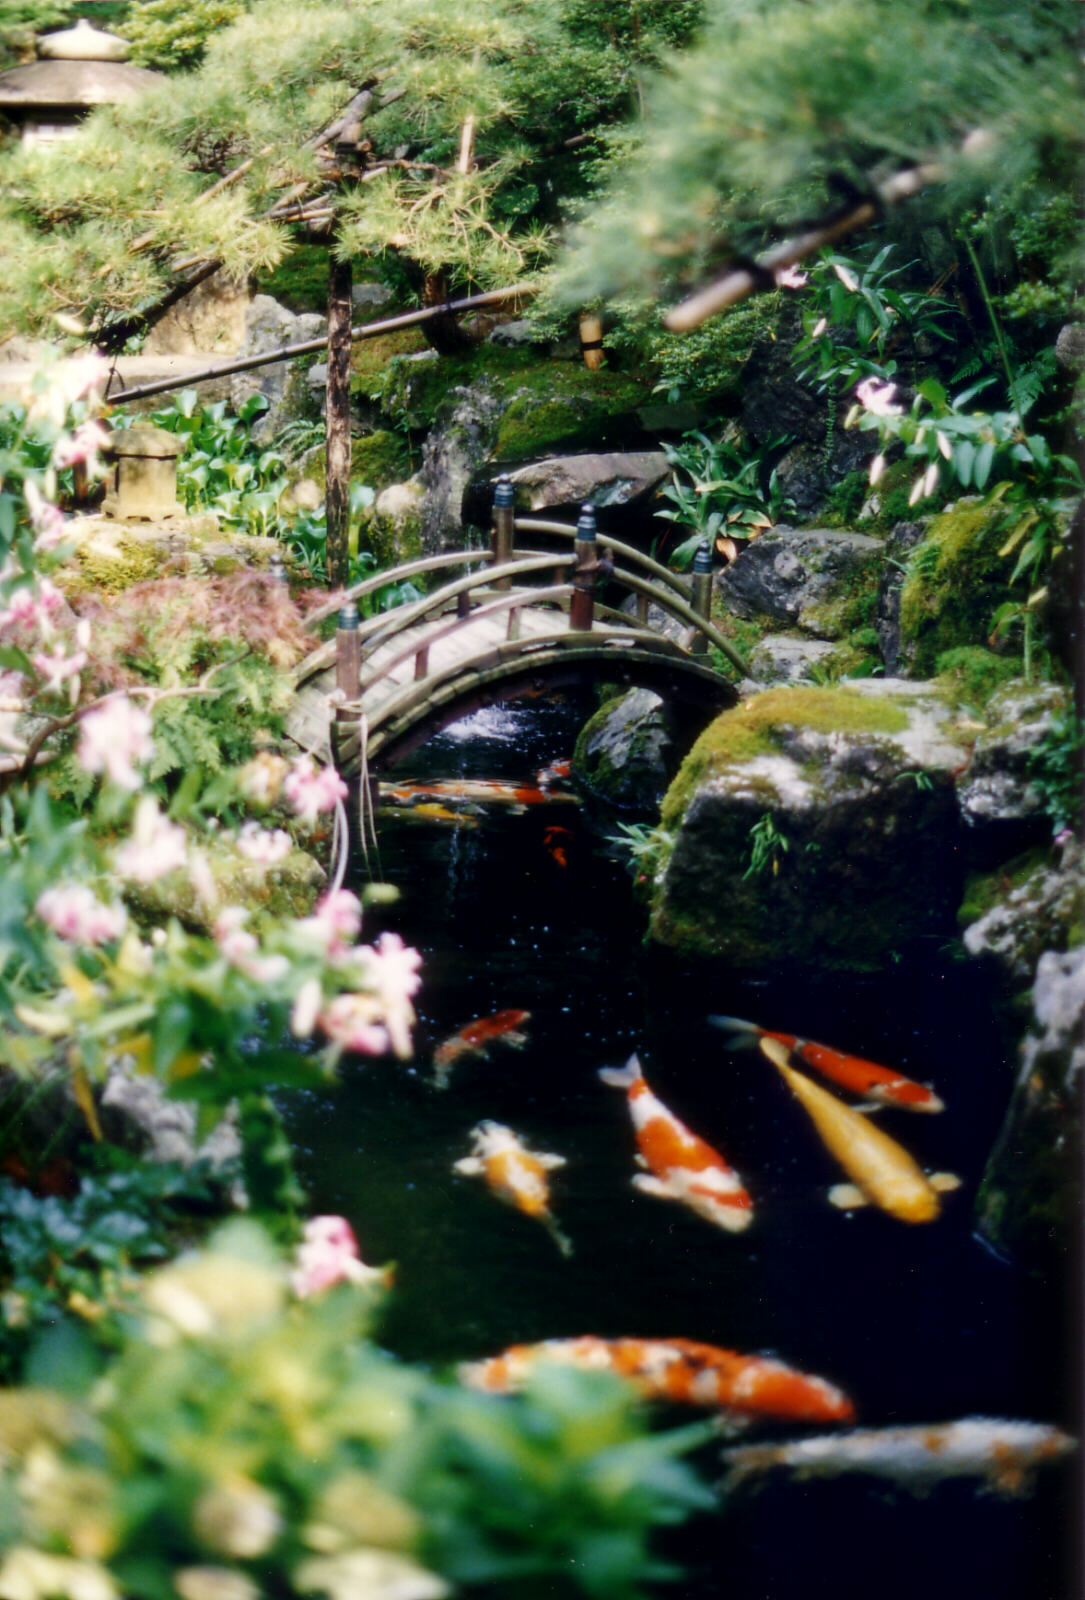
[652, 682, 972, 971]
[358, 479, 425, 568]
[352, 429, 411, 493]
[898, 498, 1010, 676]
[126, 838, 326, 935]
[572, 688, 677, 812]
[935, 646, 1025, 709]
[56, 513, 280, 596]
[350, 326, 430, 401]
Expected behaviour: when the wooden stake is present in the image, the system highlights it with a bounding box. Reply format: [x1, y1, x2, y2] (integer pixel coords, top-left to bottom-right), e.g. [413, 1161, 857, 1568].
[457, 116, 476, 174]
[326, 252, 353, 590]
[578, 313, 605, 370]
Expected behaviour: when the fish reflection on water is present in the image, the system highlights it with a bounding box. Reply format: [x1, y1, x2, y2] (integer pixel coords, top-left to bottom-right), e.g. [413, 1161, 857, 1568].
[460, 1335, 854, 1423]
[718, 1419, 1076, 1500]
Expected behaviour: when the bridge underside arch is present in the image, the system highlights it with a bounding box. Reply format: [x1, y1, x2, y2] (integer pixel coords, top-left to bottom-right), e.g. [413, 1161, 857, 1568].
[346, 646, 739, 773]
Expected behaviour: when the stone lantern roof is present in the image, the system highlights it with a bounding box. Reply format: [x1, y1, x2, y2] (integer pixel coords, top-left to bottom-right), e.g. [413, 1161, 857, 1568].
[0, 19, 163, 115]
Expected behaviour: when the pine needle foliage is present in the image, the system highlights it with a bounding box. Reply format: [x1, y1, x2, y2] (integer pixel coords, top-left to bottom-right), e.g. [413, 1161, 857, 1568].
[0, 0, 703, 338]
[552, 0, 1082, 310]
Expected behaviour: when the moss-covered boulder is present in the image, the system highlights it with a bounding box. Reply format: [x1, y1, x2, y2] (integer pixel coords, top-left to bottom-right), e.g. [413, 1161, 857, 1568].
[58, 513, 280, 595]
[357, 479, 425, 568]
[125, 835, 326, 935]
[897, 497, 1010, 675]
[975, 945, 1083, 1270]
[573, 689, 678, 812]
[352, 429, 411, 493]
[716, 527, 884, 640]
[961, 837, 1084, 988]
[651, 680, 976, 970]
[956, 680, 1070, 840]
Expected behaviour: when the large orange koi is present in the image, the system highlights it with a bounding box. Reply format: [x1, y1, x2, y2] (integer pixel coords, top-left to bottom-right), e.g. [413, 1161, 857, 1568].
[460, 1335, 854, 1423]
[710, 1014, 944, 1112]
[599, 1055, 753, 1233]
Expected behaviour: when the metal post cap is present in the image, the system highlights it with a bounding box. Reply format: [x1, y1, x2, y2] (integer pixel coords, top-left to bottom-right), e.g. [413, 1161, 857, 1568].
[576, 503, 597, 540]
[337, 601, 360, 630]
[493, 475, 515, 508]
[692, 540, 714, 574]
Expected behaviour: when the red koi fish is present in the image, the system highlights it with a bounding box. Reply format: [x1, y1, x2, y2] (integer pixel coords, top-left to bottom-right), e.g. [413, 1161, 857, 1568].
[543, 824, 573, 867]
[459, 1335, 854, 1423]
[432, 1008, 531, 1088]
[598, 1055, 753, 1233]
[453, 1120, 572, 1257]
[710, 1015, 944, 1113]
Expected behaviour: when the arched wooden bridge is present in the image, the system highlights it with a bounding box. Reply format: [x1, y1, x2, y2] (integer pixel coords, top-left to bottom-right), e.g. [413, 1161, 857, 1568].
[287, 483, 748, 775]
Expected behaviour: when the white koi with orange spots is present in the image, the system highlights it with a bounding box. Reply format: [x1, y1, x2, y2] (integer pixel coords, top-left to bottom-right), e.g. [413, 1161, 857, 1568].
[454, 1120, 572, 1256]
[459, 1335, 854, 1423]
[598, 1056, 753, 1233]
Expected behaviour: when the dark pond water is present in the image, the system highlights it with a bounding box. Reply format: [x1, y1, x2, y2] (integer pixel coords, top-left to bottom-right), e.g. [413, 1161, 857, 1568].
[279, 691, 1078, 1600]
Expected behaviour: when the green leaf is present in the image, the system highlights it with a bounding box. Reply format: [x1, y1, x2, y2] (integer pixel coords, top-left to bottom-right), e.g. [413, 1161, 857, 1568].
[916, 377, 947, 408]
[953, 438, 975, 487]
[973, 440, 995, 489]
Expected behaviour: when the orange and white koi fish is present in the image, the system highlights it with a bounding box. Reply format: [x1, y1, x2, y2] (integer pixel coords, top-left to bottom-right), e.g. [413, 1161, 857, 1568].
[453, 1120, 572, 1257]
[718, 1418, 1076, 1500]
[390, 802, 479, 828]
[538, 758, 573, 788]
[543, 824, 573, 867]
[598, 1055, 753, 1233]
[432, 1008, 530, 1088]
[460, 1335, 854, 1423]
[380, 779, 578, 808]
[710, 1014, 943, 1112]
[759, 1038, 960, 1224]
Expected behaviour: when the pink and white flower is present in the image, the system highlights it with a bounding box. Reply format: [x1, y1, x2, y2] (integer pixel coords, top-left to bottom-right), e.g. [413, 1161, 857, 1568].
[212, 905, 289, 985]
[236, 822, 292, 865]
[317, 992, 389, 1056]
[290, 1215, 388, 1297]
[76, 696, 153, 790]
[868, 453, 887, 486]
[52, 420, 111, 476]
[831, 261, 859, 292]
[283, 755, 348, 825]
[32, 640, 87, 695]
[773, 264, 808, 290]
[36, 884, 127, 945]
[356, 931, 421, 1058]
[855, 378, 902, 418]
[27, 351, 111, 428]
[299, 889, 363, 958]
[22, 480, 66, 552]
[290, 977, 323, 1038]
[0, 577, 64, 638]
[115, 797, 188, 884]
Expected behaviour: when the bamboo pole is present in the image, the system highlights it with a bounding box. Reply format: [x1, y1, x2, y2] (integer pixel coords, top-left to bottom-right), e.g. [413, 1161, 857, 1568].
[104, 283, 538, 405]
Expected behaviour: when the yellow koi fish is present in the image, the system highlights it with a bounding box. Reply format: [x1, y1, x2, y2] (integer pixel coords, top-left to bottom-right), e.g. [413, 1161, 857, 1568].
[759, 1038, 960, 1224]
[454, 1120, 572, 1256]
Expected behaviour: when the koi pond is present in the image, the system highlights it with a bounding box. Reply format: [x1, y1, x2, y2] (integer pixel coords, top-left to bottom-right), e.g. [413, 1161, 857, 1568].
[279, 691, 1076, 1600]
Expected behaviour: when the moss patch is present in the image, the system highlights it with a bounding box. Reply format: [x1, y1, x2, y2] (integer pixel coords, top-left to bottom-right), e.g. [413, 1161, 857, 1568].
[661, 685, 909, 826]
[127, 840, 325, 935]
[935, 646, 1025, 709]
[351, 430, 410, 492]
[898, 499, 1009, 675]
[257, 245, 329, 315]
[957, 847, 1050, 928]
[350, 327, 430, 400]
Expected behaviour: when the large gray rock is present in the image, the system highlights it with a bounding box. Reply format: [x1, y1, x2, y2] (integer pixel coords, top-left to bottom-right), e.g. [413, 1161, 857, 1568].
[961, 838, 1084, 988]
[976, 945, 1084, 1268]
[650, 679, 975, 970]
[229, 295, 326, 440]
[748, 634, 838, 685]
[101, 1064, 242, 1175]
[143, 270, 251, 357]
[618, 588, 693, 646]
[957, 681, 1070, 830]
[505, 451, 669, 513]
[419, 381, 503, 552]
[875, 520, 926, 674]
[717, 526, 884, 639]
[572, 689, 678, 811]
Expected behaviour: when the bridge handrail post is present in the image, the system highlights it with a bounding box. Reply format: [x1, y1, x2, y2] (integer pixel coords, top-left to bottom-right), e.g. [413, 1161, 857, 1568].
[335, 601, 362, 700]
[690, 539, 713, 657]
[569, 503, 598, 632]
[492, 474, 515, 591]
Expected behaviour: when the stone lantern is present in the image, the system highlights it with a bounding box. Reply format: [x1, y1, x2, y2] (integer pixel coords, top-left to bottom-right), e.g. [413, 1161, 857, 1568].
[101, 425, 185, 521]
[0, 19, 164, 149]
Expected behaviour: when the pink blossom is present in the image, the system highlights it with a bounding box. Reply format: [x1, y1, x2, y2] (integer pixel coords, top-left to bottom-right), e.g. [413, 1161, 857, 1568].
[283, 755, 348, 825]
[290, 1215, 388, 1297]
[868, 453, 887, 486]
[52, 420, 111, 475]
[23, 481, 66, 552]
[236, 822, 293, 865]
[855, 378, 902, 418]
[0, 577, 63, 638]
[32, 641, 87, 694]
[774, 264, 808, 289]
[27, 351, 111, 427]
[212, 905, 290, 985]
[77, 696, 153, 790]
[290, 977, 322, 1038]
[357, 932, 421, 1058]
[36, 884, 127, 945]
[114, 797, 188, 884]
[300, 889, 363, 957]
[317, 992, 389, 1056]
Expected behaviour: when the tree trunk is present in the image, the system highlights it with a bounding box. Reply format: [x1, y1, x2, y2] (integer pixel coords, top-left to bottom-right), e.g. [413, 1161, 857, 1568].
[419, 269, 475, 354]
[325, 252, 353, 589]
